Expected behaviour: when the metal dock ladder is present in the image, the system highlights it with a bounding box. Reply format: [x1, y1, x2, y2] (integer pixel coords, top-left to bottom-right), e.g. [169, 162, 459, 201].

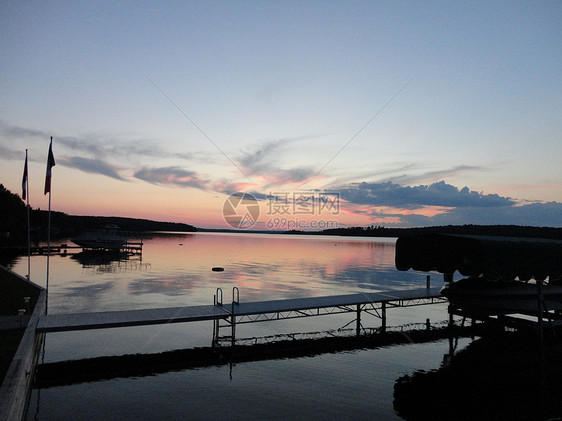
[212, 287, 239, 347]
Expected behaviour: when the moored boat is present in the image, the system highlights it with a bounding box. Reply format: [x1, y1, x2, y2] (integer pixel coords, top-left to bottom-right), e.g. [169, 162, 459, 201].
[71, 224, 126, 250]
[441, 277, 562, 315]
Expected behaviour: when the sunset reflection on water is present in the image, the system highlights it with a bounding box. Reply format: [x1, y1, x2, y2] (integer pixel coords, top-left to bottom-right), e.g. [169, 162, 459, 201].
[12, 233, 437, 314]
[17, 233, 456, 421]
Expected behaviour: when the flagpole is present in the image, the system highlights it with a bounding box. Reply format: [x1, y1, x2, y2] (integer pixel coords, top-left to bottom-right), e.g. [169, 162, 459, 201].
[46, 181, 51, 313]
[25, 149, 31, 280]
[45, 136, 55, 314]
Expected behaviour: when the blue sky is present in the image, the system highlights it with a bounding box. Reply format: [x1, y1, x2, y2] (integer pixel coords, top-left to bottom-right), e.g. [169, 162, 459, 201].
[1, 1, 561, 228]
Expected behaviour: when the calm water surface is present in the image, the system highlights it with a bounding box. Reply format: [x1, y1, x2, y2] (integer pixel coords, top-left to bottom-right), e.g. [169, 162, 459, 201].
[11, 233, 461, 420]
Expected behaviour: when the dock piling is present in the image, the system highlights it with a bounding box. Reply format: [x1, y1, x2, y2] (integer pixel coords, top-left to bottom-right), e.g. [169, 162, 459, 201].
[381, 302, 387, 333]
[356, 304, 361, 336]
[231, 287, 240, 346]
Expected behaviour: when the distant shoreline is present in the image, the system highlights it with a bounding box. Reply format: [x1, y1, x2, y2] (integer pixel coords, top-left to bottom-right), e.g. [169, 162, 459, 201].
[3, 184, 562, 246]
[198, 225, 562, 240]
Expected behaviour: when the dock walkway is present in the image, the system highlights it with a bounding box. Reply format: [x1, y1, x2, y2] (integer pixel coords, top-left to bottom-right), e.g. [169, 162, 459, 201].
[37, 305, 230, 333]
[229, 288, 442, 321]
[36, 287, 445, 338]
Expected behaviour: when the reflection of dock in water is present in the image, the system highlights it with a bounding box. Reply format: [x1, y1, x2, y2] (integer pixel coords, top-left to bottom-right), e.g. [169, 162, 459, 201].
[29, 241, 143, 256]
[71, 249, 150, 274]
[35, 322, 473, 388]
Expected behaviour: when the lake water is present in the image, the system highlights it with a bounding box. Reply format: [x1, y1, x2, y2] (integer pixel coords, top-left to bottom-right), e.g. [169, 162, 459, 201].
[11, 233, 464, 420]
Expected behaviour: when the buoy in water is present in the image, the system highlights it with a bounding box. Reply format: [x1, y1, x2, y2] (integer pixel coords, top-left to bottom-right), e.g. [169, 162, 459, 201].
[212, 267, 224, 272]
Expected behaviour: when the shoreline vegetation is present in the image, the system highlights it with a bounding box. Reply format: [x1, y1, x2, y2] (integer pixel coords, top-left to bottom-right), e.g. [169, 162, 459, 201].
[200, 224, 562, 239]
[0, 183, 196, 248]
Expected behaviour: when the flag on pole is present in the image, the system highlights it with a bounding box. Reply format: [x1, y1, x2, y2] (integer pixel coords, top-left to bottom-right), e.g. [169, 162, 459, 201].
[44, 137, 55, 195]
[22, 151, 28, 200]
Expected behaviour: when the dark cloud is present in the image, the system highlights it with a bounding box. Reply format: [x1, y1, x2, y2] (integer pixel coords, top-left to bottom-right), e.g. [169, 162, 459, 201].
[0, 119, 193, 163]
[220, 190, 271, 201]
[339, 181, 515, 209]
[0, 145, 24, 160]
[327, 163, 419, 187]
[239, 137, 317, 185]
[248, 191, 271, 201]
[436, 202, 562, 227]
[59, 156, 126, 181]
[264, 167, 317, 187]
[0, 121, 113, 161]
[0, 121, 55, 161]
[56, 136, 108, 158]
[239, 135, 320, 168]
[133, 166, 209, 190]
[0, 120, 45, 139]
[239, 139, 281, 170]
[57, 135, 193, 162]
[365, 201, 562, 228]
[388, 165, 486, 185]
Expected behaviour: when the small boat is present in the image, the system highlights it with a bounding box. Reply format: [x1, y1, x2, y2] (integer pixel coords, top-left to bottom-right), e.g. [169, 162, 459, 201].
[441, 277, 562, 315]
[72, 225, 126, 250]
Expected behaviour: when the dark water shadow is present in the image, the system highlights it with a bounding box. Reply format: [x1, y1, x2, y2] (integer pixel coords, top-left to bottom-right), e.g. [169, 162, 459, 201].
[71, 250, 130, 266]
[394, 331, 562, 421]
[34, 325, 476, 389]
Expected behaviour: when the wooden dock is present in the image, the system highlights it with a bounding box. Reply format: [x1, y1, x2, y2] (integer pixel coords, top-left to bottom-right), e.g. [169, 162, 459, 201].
[36, 287, 446, 345]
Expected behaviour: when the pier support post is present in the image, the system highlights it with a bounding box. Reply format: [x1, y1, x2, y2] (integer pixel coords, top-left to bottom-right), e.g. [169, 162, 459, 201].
[231, 315, 236, 347]
[448, 305, 455, 356]
[537, 280, 544, 350]
[212, 319, 217, 348]
[356, 304, 361, 336]
[381, 302, 386, 333]
[212, 289, 223, 348]
[426, 275, 430, 289]
[231, 287, 239, 347]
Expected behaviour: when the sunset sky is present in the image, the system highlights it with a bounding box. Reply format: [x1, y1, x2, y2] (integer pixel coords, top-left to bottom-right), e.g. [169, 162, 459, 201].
[1, 1, 561, 229]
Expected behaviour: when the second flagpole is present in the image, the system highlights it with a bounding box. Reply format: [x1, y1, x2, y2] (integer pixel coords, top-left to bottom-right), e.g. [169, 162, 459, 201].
[23, 149, 31, 280]
[45, 137, 55, 314]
